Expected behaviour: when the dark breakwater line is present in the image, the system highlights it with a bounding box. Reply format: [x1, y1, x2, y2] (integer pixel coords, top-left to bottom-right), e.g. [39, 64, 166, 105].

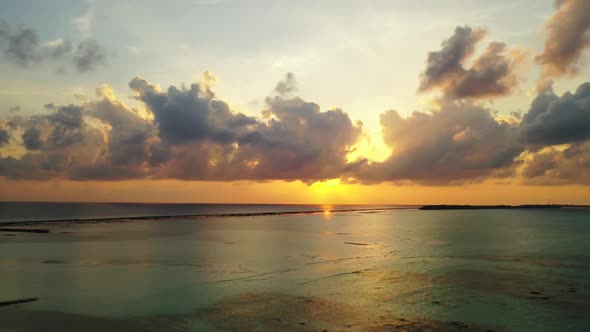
[0, 228, 50, 233]
[418, 204, 590, 210]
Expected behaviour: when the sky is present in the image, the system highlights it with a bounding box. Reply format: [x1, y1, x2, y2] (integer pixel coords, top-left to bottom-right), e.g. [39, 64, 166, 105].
[1, 0, 590, 204]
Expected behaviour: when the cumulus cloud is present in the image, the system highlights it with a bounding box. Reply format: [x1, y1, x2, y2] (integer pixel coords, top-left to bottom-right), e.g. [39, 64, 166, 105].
[2, 71, 590, 186]
[520, 81, 590, 145]
[0, 73, 363, 182]
[536, 0, 590, 79]
[129, 76, 257, 146]
[133, 73, 363, 182]
[517, 79, 590, 184]
[90, 85, 156, 168]
[0, 86, 151, 180]
[0, 20, 106, 72]
[353, 100, 524, 184]
[419, 26, 520, 99]
[522, 143, 590, 185]
[235, 95, 363, 181]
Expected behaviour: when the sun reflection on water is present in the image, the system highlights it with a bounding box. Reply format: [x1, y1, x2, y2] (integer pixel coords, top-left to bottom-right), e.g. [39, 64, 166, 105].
[322, 205, 333, 220]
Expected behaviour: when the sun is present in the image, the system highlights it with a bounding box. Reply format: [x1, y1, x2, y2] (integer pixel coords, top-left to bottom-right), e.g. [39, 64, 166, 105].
[310, 179, 349, 204]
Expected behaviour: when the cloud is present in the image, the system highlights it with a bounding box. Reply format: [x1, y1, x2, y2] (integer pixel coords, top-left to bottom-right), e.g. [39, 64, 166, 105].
[418, 26, 520, 99]
[129, 75, 258, 145]
[74, 39, 106, 72]
[90, 85, 156, 167]
[0, 85, 152, 180]
[354, 100, 524, 184]
[2, 71, 590, 186]
[274, 72, 297, 96]
[536, 0, 590, 79]
[0, 73, 363, 182]
[22, 127, 43, 150]
[235, 95, 363, 181]
[0, 24, 40, 66]
[522, 149, 558, 179]
[522, 143, 590, 185]
[520, 81, 590, 145]
[135, 73, 363, 182]
[0, 128, 9, 146]
[0, 20, 107, 72]
[46, 105, 86, 148]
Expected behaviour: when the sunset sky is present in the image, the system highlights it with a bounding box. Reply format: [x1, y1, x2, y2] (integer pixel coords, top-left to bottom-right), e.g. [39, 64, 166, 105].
[1, 0, 590, 204]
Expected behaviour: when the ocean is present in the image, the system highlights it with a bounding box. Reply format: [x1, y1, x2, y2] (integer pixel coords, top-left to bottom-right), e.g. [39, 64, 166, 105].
[0, 202, 403, 224]
[1, 203, 589, 331]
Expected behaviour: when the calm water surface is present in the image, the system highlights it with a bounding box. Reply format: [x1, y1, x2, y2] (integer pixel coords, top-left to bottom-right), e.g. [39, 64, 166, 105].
[1, 208, 589, 331]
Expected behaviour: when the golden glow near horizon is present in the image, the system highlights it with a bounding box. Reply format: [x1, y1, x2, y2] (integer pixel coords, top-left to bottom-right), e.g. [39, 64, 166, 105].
[2, 178, 590, 205]
[311, 179, 344, 198]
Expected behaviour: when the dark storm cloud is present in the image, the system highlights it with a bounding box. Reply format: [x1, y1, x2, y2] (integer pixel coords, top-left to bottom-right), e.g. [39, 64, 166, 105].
[419, 26, 520, 99]
[45, 105, 86, 148]
[74, 39, 106, 72]
[0, 128, 9, 146]
[536, 0, 590, 78]
[0, 20, 106, 72]
[129, 76, 258, 145]
[0, 154, 52, 181]
[353, 100, 524, 184]
[22, 127, 43, 150]
[520, 81, 590, 145]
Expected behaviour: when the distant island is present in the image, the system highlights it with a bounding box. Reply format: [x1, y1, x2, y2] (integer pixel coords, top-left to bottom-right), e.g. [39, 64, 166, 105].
[419, 204, 588, 210]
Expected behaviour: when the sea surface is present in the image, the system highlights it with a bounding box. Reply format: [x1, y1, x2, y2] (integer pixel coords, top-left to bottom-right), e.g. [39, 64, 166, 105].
[1, 203, 589, 331]
[0, 202, 403, 224]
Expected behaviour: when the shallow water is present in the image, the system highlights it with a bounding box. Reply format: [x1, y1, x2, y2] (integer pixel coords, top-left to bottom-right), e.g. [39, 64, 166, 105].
[1, 208, 589, 331]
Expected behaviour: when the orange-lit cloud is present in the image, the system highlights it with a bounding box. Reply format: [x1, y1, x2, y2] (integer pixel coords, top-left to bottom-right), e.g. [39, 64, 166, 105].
[536, 0, 590, 79]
